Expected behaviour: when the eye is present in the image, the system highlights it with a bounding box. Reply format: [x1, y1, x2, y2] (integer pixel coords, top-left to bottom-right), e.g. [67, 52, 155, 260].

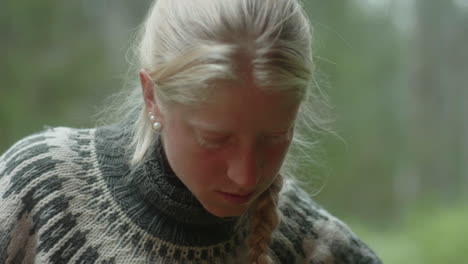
[196, 134, 230, 149]
[262, 131, 292, 145]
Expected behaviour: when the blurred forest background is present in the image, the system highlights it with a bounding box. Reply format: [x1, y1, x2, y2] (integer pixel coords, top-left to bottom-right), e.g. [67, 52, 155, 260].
[1, 0, 467, 262]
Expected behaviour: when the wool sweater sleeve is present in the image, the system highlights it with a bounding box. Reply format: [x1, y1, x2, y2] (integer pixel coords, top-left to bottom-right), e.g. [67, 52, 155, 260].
[0, 128, 80, 263]
[272, 179, 383, 264]
[0, 132, 50, 263]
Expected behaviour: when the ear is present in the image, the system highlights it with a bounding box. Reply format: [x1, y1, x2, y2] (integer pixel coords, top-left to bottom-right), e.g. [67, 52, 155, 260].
[139, 69, 163, 120]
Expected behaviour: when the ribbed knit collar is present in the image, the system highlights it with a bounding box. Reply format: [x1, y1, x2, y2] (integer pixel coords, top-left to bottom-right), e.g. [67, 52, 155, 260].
[94, 123, 244, 247]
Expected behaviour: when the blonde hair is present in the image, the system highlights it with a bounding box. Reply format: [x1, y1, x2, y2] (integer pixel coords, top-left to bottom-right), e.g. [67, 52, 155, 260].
[247, 175, 283, 263]
[110, 0, 331, 262]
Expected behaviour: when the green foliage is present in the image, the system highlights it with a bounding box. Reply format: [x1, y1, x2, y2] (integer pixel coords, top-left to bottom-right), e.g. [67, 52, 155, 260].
[350, 202, 468, 264]
[0, 1, 149, 151]
[303, 0, 408, 221]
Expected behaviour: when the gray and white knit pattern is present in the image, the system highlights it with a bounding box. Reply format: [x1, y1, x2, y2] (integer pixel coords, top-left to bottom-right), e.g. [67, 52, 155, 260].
[0, 125, 382, 263]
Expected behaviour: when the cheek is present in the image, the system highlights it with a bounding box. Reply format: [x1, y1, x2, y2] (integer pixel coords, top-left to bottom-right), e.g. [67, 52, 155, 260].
[262, 143, 290, 172]
[162, 126, 190, 162]
[190, 150, 226, 177]
[162, 124, 226, 183]
[162, 123, 196, 178]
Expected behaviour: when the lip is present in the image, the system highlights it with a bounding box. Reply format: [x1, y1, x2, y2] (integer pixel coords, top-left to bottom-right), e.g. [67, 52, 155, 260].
[217, 191, 253, 204]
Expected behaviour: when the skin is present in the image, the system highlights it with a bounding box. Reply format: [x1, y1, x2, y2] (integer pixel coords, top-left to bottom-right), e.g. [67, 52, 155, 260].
[140, 70, 300, 217]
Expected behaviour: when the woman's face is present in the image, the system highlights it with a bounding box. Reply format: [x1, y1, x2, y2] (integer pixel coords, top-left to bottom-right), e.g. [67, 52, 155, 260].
[156, 82, 299, 217]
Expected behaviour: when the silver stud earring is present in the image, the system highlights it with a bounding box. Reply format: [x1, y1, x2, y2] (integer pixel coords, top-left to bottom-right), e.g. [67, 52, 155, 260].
[149, 112, 162, 132]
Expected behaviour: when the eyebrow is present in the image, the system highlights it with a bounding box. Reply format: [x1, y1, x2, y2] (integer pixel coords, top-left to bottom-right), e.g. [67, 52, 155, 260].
[188, 119, 231, 133]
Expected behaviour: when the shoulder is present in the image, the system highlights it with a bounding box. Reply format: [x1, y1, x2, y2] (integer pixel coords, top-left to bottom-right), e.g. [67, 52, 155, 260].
[0, 127, 96, 197]
[1, 127, 95, 161]
[272, 178, 382, 264]
[0, 127, 98, 262]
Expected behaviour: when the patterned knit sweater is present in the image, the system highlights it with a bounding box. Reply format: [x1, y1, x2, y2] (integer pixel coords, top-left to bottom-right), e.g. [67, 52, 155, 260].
[0, 124, 382, 264]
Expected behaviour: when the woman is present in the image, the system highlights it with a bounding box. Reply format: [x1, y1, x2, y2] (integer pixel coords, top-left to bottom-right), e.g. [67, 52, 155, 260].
[0, 0, 382, 263]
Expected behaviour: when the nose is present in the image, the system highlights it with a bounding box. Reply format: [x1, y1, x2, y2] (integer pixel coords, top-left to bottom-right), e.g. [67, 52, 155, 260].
[226, 145, 259, 190]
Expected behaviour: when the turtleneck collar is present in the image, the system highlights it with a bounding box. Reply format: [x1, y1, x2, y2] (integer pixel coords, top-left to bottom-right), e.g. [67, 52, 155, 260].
[94, 123, 246, 246]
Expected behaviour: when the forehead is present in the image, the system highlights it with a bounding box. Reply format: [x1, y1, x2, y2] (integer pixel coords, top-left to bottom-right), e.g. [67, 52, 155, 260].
[171, 81, 300, 131]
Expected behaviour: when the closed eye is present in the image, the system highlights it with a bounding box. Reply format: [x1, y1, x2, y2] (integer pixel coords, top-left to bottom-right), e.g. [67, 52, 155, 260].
[262, 132, 292, 145]
[196, 134, 230, 149]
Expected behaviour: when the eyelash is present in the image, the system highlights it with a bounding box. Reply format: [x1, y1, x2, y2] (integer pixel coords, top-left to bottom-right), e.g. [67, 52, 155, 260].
[196, 133, 290, 150]
[196, 135, 229, 149]
[262, 133, 291, 144]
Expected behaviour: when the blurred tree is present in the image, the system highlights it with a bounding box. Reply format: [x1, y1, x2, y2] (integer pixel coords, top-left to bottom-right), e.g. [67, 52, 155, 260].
[0, 0, 151, 151]
[409, 0, 468, 204]
[303, 0, 405, 224]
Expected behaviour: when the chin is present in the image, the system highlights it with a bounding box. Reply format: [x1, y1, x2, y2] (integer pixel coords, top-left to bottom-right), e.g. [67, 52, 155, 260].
[205, 206, 247, 218]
